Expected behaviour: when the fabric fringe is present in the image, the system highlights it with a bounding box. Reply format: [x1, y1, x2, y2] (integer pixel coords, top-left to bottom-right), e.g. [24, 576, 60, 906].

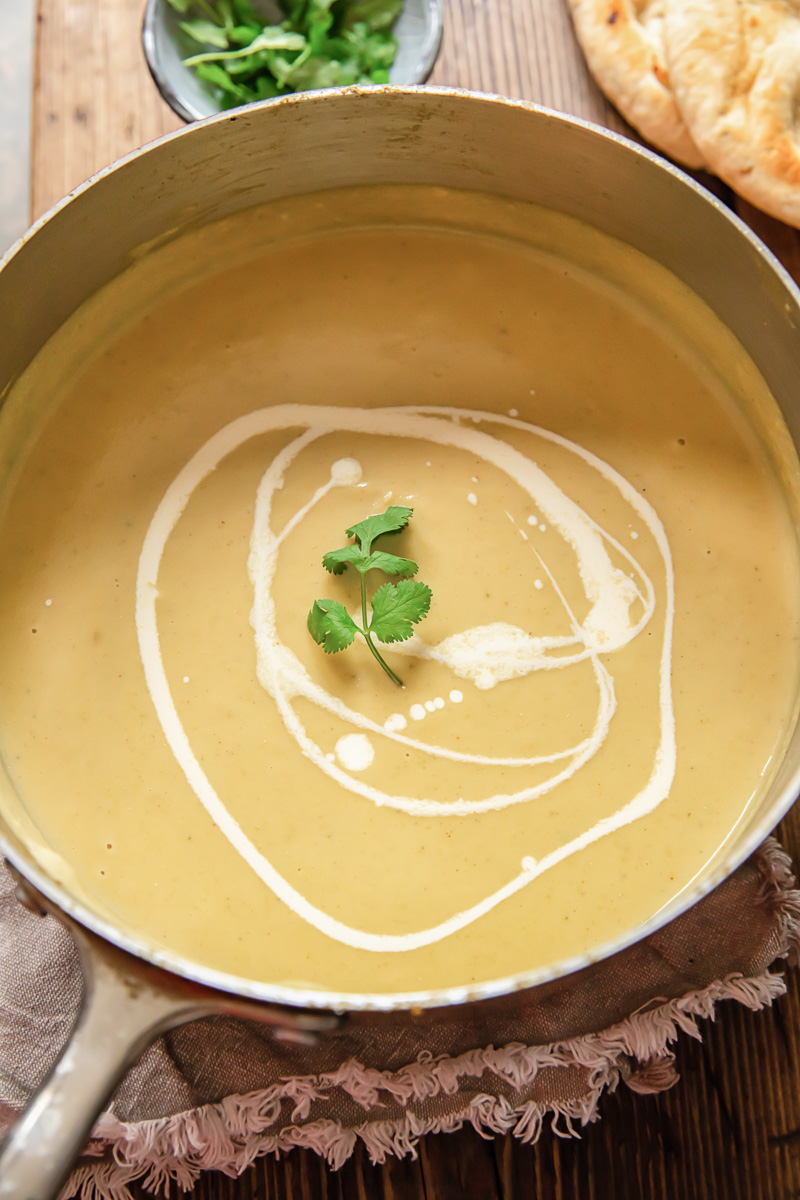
[56, 836, 800, 1199]
[757, 836, 800, 965]
[61, 967, 787, 1199]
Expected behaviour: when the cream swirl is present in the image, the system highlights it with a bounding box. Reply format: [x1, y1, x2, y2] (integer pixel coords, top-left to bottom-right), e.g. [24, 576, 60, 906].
[136, 404, 675, 952]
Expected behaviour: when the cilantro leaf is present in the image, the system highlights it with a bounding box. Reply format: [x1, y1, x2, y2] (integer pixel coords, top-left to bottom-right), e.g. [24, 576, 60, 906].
[322, 545, 417, 577]
[308, 506, 431, 686]
[307, 599, 358, 654]
[369, 580, 432, 643]
[322, 545, 368, 574]
[346, 506, 413, 552]
[363, 551, 417, 577]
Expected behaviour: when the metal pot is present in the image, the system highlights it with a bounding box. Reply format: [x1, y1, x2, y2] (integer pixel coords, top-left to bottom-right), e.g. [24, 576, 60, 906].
[2, 86, 800, 1198]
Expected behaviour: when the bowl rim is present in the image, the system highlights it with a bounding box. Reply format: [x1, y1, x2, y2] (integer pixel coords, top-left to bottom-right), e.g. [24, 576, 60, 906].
[3, 85, 800, 1015]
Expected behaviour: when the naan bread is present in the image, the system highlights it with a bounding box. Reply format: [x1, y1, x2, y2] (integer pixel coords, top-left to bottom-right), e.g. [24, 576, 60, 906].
[665, 0, 800, 226]
[567, 0, 706, 168]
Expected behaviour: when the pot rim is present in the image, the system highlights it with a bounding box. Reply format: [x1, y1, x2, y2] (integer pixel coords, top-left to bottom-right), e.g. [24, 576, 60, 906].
[3, 85, 800, 1015]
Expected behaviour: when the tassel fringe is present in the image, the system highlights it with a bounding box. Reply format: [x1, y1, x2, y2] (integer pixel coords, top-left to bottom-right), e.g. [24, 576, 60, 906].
[55, 837, 800, 1198]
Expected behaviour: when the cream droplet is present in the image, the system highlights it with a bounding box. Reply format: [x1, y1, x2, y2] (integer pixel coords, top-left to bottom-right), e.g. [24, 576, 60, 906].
[330, 457, 363, 486]
[534, 580, 544, 590]
[335, 733, 375, 771]
[467, 493, 477, 506]
[424, 700, 437, 712]
[45, 598, 52, 607]
[410, 704, 426, 721]
[527, 515, 537, 526]
[449, 690, 464, 703]
[183, 676, 190, 683]
[630, 530, 639, 540]
[384, 713, 407, 733]
[433, 697, 445, 709]
[508, 408, 519, 417]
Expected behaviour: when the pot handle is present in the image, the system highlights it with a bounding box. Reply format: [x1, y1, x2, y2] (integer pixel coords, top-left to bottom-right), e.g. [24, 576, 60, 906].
[0, 872, 340, 1200]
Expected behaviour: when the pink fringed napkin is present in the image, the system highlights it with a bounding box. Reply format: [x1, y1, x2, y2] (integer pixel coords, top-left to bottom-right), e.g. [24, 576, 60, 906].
[1, 839, 798, 1197]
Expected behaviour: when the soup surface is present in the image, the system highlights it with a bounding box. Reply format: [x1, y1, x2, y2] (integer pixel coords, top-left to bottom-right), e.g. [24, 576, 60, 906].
[1, 186, 799, 1000]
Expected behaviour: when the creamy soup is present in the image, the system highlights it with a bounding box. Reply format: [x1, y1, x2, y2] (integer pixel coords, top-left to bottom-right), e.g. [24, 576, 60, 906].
[0, 186, 799, 1000]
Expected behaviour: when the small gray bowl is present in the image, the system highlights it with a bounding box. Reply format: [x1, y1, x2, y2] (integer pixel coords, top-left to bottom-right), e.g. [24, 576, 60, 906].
[142, 0, 443, 122]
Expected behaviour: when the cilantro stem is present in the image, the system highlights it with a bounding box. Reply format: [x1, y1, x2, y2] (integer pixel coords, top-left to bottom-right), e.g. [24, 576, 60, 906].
[360, 573, 405, 688]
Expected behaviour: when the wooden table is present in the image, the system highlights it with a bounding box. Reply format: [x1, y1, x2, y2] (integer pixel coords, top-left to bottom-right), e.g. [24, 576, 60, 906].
[31, 2, 800, 1196]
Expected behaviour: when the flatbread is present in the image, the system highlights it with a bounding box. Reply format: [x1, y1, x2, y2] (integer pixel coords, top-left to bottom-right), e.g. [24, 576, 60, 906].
[665, 0, 800, 226]
[567, 0, 706, 168]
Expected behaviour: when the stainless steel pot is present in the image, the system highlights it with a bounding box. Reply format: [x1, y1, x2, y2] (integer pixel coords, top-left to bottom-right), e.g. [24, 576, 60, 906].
[2, 86, 800, 1198]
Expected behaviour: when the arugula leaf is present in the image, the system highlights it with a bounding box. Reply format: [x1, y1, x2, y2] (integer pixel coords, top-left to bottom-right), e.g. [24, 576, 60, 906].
[307, 599, 358, 653]
[280, 53, 359, 89]
[174, 0, 401, 102]
[194, 61, 250, 95]
[370, 579, 432, 642]
[183, 28, 305, 65]
[265, 43, 314, 87]
[307, 506, 431, 687]
[344, 24, 396, 69]
[340, 0, 403, 31]
[180, 18, 230, 47]
[232, 0, 257, 21]
[228, 23, 264, 45]
[280, 0, 308, 22]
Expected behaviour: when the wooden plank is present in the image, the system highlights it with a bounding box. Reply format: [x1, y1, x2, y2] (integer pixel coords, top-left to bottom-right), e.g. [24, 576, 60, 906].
[429, 0, 626, 130]
[31, 0, 182, 218]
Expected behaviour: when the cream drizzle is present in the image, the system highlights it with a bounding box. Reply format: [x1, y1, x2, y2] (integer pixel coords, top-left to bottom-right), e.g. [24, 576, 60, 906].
[136, 404, 675, 953]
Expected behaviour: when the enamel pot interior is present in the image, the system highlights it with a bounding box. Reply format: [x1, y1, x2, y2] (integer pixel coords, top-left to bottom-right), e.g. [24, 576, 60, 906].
[2, 86, 800, 1017]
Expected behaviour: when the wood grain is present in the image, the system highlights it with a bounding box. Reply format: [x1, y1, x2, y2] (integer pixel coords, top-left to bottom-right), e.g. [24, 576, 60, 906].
[31, 1, 800, 1197]
[32, 0, 181, 217]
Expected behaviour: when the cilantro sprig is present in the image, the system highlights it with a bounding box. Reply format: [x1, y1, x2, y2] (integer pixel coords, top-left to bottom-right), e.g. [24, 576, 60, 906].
[165, 0, 403, 108]
[307, 506, 431, 687]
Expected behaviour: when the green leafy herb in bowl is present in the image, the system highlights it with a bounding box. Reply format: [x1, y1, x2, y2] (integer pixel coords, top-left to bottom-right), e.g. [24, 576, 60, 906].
[143, 0, 443, 122]
[168, 0, 402, 104]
